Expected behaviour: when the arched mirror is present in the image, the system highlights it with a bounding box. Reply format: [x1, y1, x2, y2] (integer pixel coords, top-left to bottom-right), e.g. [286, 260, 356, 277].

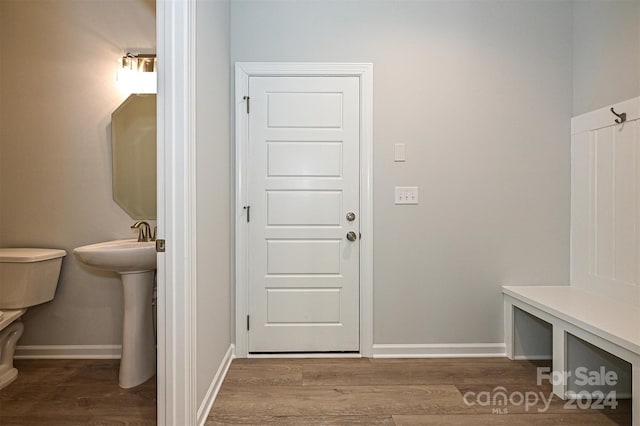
[111, 94, 157, 219]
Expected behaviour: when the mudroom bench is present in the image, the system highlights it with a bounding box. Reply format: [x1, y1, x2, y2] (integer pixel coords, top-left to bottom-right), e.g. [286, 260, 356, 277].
[503, 285, 640, 423]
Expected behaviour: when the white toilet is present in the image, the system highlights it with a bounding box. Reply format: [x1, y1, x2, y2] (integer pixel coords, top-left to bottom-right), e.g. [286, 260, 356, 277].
[0, 248, 66, 390]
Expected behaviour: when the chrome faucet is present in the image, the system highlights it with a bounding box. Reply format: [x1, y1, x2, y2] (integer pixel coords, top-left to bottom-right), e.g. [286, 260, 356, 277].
[131, 221, 155, 242]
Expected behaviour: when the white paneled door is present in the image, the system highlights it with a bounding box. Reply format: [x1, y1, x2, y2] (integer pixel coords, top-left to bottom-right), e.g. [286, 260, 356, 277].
[247, 76, 360, 352]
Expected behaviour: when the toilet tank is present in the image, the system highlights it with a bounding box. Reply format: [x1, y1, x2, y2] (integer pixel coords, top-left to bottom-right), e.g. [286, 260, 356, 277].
[0, 248, 66, 309]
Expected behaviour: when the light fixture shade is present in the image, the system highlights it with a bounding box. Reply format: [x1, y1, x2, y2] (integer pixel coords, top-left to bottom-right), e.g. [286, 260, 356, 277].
[117, 54, 157, 94]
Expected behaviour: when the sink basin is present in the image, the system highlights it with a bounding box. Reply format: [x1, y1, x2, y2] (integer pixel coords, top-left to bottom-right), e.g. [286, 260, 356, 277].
[73, 239, 155, 273]
[73, 238, 157, 388]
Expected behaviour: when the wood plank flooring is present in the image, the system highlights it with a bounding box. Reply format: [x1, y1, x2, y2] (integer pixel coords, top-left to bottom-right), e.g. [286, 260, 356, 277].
[0, 358, 632, 425]
[0, 359, 156, 425]
[208, 358, 631, 425]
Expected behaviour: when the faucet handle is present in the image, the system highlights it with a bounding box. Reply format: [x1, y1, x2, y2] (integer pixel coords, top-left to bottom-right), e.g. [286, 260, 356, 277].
[131, 221, 151, 242]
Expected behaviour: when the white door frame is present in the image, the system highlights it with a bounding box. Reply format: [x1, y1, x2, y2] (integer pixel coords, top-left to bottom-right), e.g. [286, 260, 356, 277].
[234, 62, 374, 358]
[157, 0, 197, 424]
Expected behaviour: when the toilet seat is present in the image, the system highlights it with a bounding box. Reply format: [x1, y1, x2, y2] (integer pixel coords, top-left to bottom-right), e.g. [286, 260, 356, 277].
[0, 309, 25, 332]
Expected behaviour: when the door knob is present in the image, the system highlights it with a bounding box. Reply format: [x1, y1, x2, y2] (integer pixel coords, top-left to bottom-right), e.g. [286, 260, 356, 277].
[346, 212, 356, 222]
[346, 231, 358, 242]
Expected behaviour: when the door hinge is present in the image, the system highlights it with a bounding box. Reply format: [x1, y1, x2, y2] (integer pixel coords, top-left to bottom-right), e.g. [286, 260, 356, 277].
[243, 96, 250, 114]
[247, 315, 250, 331]
[155, 239, 166, 253]
[243, 205, 251, 222]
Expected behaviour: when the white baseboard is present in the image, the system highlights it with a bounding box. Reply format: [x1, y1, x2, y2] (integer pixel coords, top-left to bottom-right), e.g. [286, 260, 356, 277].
[248, 353, 361, 359]
[197, 344, 235, 426]
[15, 345, 122, 359]
[513, 355, 552, 361]
[373, 343, 506, 358]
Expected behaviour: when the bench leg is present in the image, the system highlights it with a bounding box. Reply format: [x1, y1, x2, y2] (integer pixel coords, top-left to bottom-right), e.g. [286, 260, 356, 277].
[633, 362, 640, 426]
[504, 299, 514, 360]
[552, 324, 567, 400]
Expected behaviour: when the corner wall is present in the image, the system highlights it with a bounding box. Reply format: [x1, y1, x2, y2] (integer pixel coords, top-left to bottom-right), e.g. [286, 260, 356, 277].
[195, 0, 233, 414]
[0, 0, 155, 350]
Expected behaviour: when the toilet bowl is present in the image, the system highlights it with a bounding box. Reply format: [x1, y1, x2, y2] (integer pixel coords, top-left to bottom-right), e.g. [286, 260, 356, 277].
[0, 248, 66, 390]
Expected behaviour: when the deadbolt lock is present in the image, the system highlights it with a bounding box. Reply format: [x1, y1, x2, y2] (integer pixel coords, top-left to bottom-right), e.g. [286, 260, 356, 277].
[346, 212, 356, 222]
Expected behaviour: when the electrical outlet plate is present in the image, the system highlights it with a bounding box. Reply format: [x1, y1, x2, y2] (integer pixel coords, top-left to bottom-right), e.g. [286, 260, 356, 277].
[395, 186, 418, 204]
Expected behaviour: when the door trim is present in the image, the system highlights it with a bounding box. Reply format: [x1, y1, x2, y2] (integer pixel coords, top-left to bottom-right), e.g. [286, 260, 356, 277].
[234, 62, 374, 358]
[157, 0, 197, 424]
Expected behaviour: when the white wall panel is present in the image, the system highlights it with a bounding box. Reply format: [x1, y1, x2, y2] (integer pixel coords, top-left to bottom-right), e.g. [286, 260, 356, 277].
[572, 117, 640, 305]
[594, 127, 615, 278]
[614, 123, 638, 284]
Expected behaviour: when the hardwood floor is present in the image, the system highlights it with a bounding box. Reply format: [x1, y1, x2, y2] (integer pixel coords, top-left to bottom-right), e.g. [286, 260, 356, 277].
[208, 358, 631, 425]
[0, 359, 156, 425]
[0, 358, 631, 425]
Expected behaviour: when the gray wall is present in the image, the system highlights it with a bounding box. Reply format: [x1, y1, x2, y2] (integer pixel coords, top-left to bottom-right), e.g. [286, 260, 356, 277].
[0, 0, 155, 346]
[573, 0, 640, 115]
[195, 0, 232, 406]
[231, 0, 573, 346]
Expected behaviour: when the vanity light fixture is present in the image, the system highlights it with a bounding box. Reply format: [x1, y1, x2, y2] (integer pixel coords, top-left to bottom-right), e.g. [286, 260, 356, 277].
[117, 52, 157, 94]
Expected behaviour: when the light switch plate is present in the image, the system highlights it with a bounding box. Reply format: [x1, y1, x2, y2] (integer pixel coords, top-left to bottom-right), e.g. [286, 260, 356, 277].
[395, 186, 418, 204]
[394, 144, 406, 162]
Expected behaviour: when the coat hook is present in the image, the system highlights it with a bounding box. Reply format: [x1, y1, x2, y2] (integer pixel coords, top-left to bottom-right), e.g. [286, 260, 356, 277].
[611, 107, 627, 124]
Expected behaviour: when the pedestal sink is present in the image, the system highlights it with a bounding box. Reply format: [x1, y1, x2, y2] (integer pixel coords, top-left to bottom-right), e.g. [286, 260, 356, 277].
[73, 239, 156, 388]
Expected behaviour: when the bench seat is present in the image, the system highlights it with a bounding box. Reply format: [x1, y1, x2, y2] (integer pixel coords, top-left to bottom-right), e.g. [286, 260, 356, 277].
[503, 286, 640, 355]
[503, 285, 640, 424]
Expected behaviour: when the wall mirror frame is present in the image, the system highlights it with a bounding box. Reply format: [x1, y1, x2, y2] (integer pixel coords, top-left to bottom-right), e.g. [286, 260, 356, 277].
[111, 94, 157, 220]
